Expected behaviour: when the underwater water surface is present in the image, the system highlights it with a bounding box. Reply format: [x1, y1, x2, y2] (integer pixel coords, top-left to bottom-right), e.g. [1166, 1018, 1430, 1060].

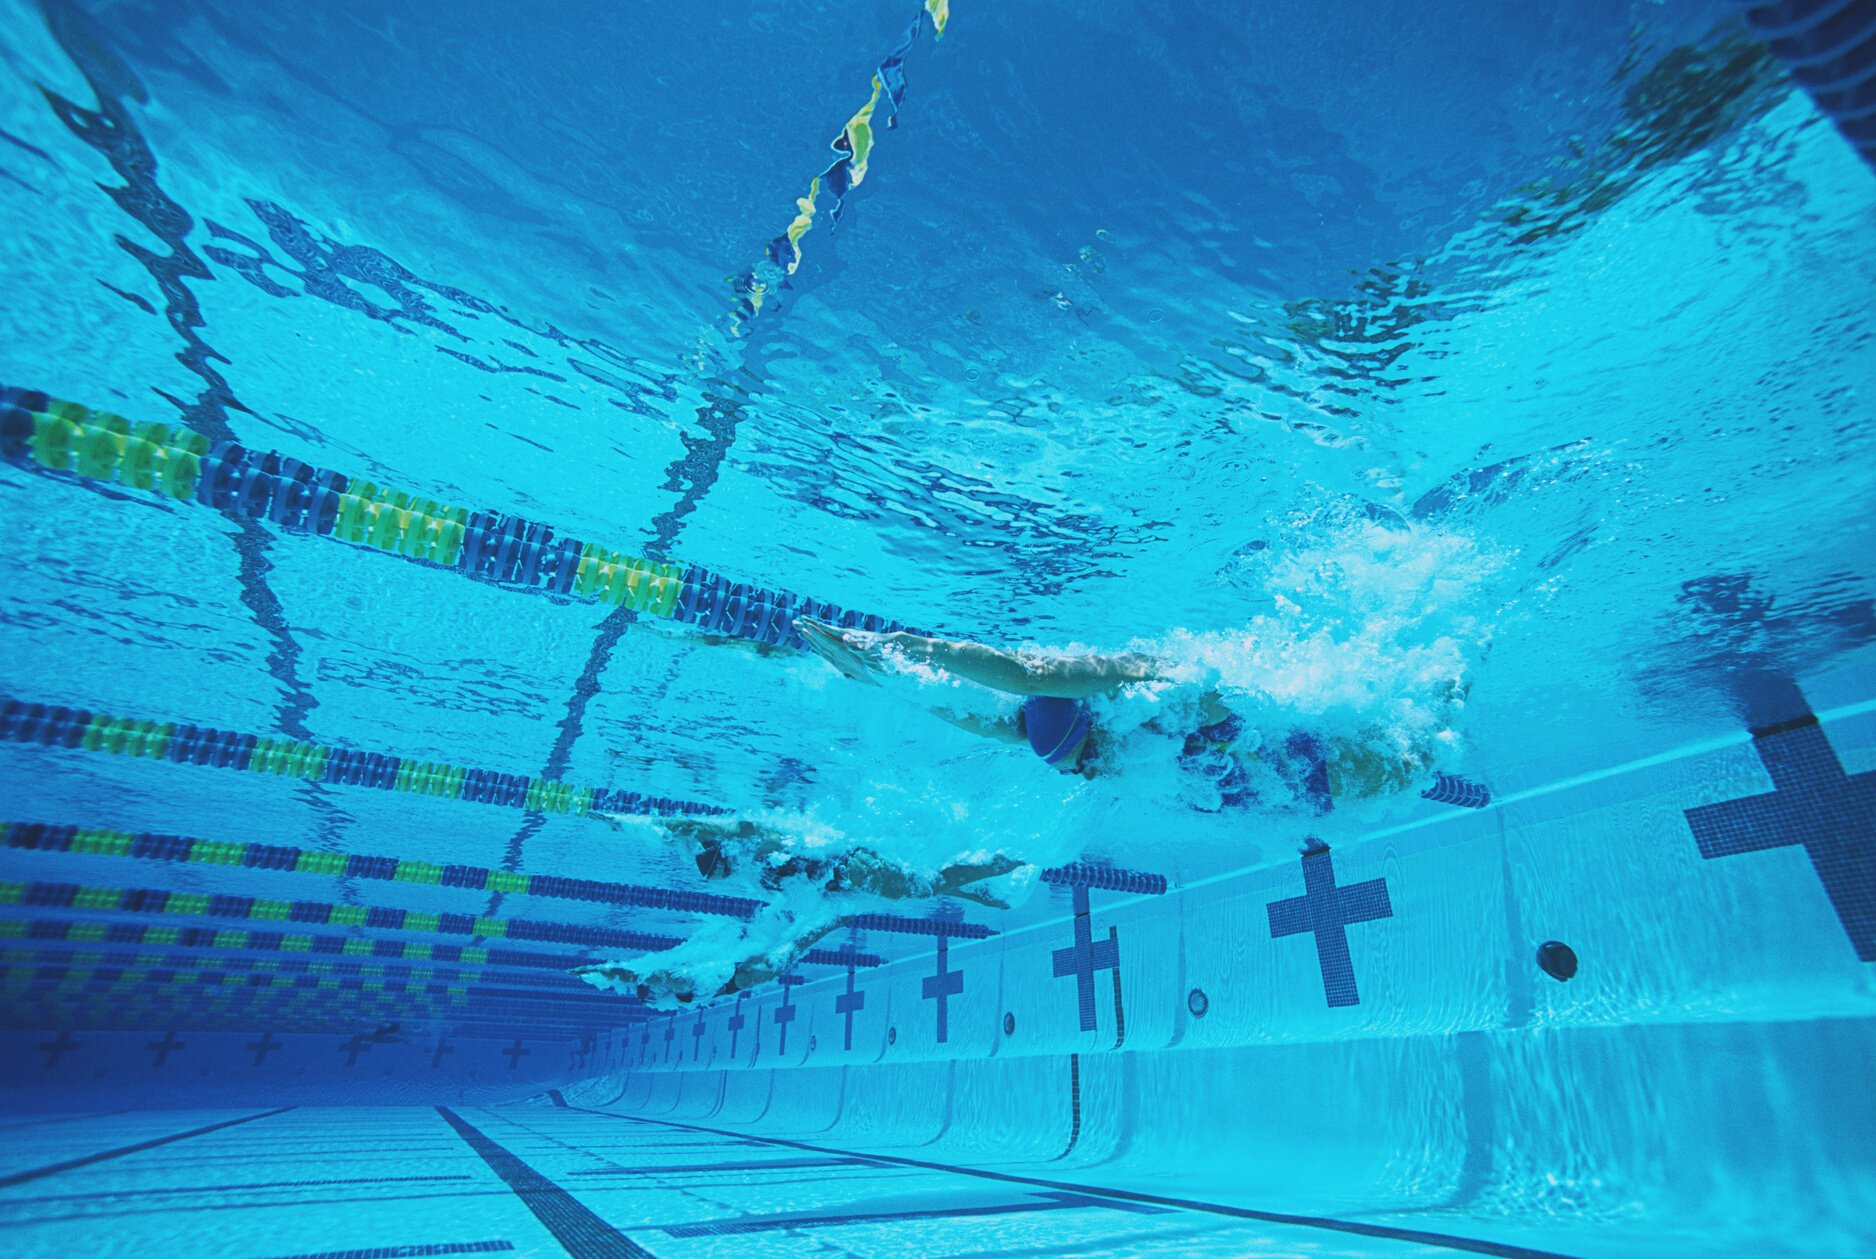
[0, 0, 1872, 1255]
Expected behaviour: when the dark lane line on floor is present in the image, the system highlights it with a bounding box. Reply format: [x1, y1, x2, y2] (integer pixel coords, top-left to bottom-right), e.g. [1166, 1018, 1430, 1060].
[661, 1188, 1171, 1237]
[0, 1107, 295, 1189]
[435, 1108, 653, 1258]
[565, 1106, 1583, 1259]
[257, 1242, 515, 1259]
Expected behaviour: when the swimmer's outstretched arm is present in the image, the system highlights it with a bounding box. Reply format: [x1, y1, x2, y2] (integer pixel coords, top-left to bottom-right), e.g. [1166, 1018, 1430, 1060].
[587, 812, 763, 845]
[721, 918, 847, 995]
[797, 617, 1162, 699]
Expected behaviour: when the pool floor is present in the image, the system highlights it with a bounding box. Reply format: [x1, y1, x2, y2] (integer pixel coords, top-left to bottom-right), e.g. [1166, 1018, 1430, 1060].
[0, 1098, 1755, 1259]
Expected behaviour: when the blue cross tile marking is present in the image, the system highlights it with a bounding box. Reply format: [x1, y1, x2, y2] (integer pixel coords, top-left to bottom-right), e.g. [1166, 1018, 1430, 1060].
[145, 1031, 185, 1066]
[1050, 886, 1119, 1032]
[1684, 716, 1876, 961]
[663, 1014, 678, 1063]
[921, 936, 964, 1044]
[503, 1038, 530, 1069]
[774, 974, 803, 1055]
[246, 1031, 282, 1066]
[430, 1036, 454, 1068]
[339, 1034, 373, 1067]
[834, 961, 866, 1051]
[38, 1031, 78, 1068]
[1267, 843, 1392, 1007]
[727, 994, 748, 1057]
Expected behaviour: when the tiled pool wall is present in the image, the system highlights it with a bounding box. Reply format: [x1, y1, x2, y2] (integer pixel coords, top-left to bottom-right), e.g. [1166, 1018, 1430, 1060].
[564, 696, 1876, 1244]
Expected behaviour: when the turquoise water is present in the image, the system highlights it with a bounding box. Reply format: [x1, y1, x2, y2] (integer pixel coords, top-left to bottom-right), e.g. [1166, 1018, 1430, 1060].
[1, 0, 1873, 1255]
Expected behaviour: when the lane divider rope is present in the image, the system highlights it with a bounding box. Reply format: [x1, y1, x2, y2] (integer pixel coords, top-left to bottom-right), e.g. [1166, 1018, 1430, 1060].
[0, 386, 927, 652]
[0, 877, 684, 951]
[731, 0, 951, 327]
[0, 818, 987, 941]
[0, 819, 759, 918]
[2, 949, 616, 1004]
[0, 694, 725, 821]
[0, 913, 880, 974]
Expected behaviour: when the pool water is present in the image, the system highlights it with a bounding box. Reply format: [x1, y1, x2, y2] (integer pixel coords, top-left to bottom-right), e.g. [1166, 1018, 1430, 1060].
[0, 0, 1872, 1255]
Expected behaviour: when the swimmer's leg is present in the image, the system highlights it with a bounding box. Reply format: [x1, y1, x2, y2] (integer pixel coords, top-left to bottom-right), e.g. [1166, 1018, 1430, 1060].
[1324, 731, 1435, 800]
[826, 848, 934, 900]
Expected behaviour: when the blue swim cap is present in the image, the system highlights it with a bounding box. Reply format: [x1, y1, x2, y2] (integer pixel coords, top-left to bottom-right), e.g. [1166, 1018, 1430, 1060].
[1022, 696, 1092, 769]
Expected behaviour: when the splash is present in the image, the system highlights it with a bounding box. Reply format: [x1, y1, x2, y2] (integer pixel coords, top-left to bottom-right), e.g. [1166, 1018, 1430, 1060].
[1165, 518, 1491, 739]
[873, 511, 1497, 802]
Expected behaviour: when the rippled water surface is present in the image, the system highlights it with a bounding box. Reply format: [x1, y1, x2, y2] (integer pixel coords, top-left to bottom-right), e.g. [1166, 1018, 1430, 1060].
[1, 0, 1872, 926]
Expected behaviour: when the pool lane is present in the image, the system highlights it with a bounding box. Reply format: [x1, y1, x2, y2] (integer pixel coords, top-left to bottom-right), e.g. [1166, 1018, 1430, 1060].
[0, 1103, 1568, 1257]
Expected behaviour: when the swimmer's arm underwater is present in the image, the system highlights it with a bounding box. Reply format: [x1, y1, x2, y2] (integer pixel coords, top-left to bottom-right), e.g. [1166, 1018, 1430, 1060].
[928, 706, 1025, 744]
[628, 616, 784, 656]
[797, 617, 1163, 699]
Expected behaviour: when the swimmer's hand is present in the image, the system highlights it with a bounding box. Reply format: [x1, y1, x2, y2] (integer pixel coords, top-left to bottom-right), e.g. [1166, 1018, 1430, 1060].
[795, 617, 895, 685]
[948, 884, 1013, 911]
[937, 854, 1028, 912]
[573, 961, 637, 992]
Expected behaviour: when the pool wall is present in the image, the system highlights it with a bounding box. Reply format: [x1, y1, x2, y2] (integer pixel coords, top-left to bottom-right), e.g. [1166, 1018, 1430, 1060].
[546, 693, 1876, 1250]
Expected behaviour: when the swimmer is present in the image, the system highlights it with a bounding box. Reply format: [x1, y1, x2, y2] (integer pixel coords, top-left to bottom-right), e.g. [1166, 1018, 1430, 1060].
[795, 616, 1461, 814]
[578, 812, 1027, 1006]
[588, 812, 1024, 909]
[575, 912, 847, 1007]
